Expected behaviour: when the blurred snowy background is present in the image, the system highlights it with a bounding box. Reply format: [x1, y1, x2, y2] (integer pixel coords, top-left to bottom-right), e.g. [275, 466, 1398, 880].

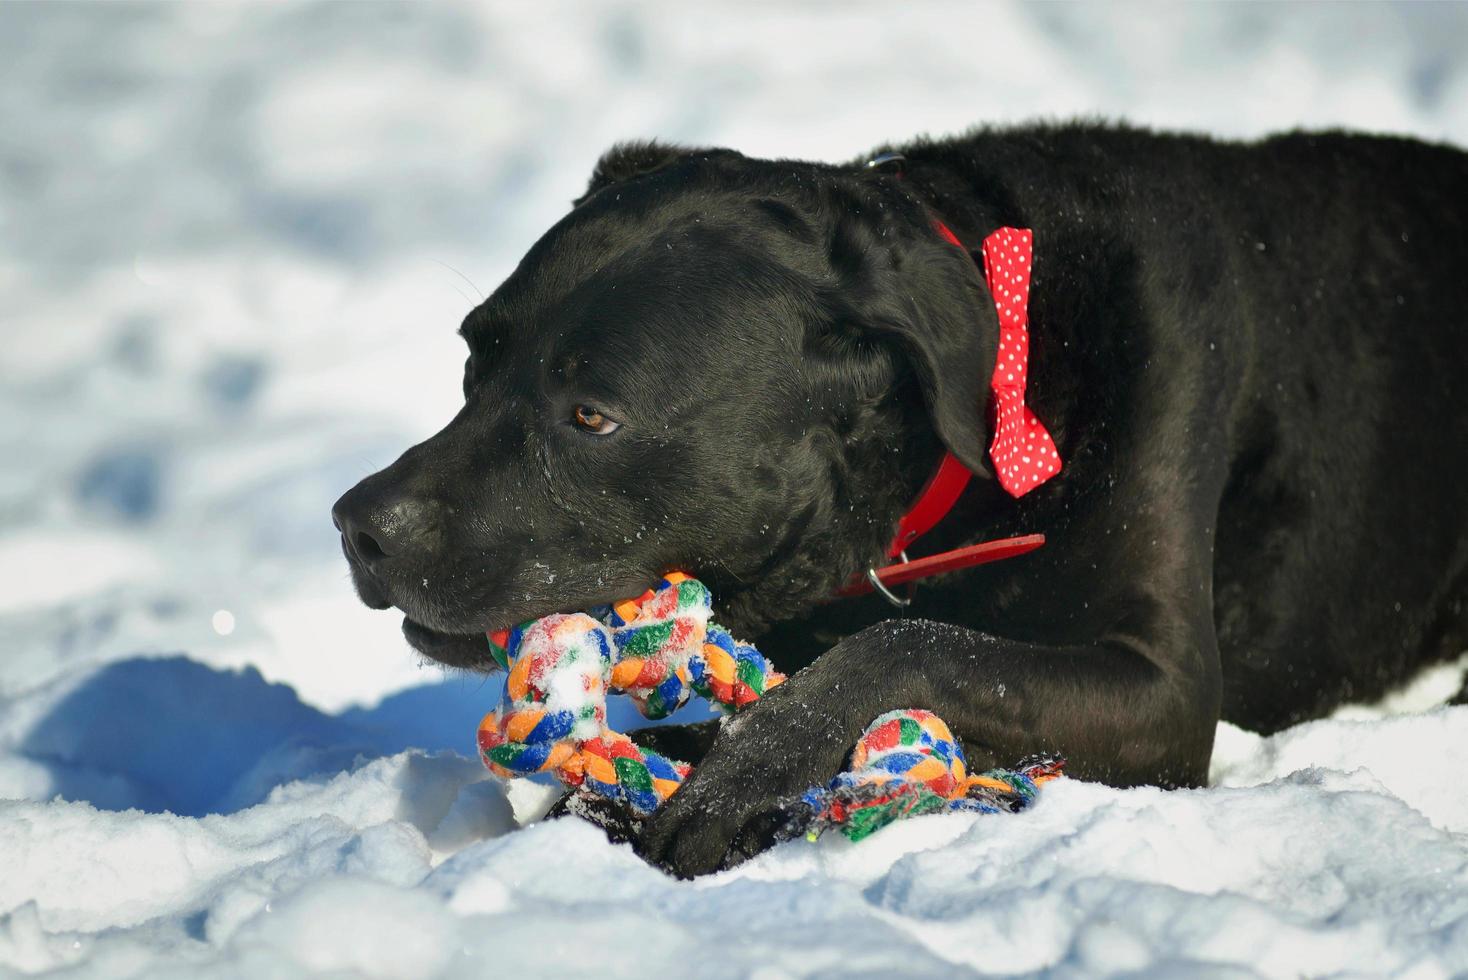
[3, 3, 1467, 976]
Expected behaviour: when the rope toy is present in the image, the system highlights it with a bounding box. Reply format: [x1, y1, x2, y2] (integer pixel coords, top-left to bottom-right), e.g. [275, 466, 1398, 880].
[476, 573, 1063, 838]
[476, 573, 785, 815]
[797, 709, 1064, 842]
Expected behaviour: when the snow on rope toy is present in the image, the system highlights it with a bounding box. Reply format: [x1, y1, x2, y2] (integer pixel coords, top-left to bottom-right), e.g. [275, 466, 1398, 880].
[475, 573, 1063, 839]
[476, 572, 782, 815]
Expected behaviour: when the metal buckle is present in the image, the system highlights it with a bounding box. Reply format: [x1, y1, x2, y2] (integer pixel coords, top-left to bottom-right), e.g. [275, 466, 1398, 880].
[866, 550, 915, 609]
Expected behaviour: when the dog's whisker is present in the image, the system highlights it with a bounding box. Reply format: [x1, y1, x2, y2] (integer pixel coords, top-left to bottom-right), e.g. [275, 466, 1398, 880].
[717, 558, 747, 586]
[431, 258, 485, 301]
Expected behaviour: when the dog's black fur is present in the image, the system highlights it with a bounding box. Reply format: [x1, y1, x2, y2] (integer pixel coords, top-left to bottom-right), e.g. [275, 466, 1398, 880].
[333, 123, 1468, 877]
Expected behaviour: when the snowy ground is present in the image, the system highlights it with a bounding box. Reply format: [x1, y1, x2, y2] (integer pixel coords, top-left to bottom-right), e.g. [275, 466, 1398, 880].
[3, 3, 1467, 977]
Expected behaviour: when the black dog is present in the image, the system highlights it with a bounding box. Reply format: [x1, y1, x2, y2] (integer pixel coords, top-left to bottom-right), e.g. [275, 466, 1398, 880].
[332, 123, 1468, 876]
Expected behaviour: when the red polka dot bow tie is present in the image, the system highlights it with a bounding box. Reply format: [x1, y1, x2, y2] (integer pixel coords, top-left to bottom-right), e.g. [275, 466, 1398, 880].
[936, 223, 1063, 496]
[842, 221, 1060, 602]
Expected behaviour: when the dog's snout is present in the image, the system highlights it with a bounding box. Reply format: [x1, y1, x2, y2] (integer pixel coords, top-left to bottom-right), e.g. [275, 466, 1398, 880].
[331, 483, 444, 567]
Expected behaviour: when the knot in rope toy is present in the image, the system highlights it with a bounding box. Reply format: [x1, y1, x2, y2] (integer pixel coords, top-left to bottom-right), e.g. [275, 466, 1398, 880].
[477, 573, 1063, 837]
[476, 573, 784, 815]
[798, 709, 1065, 842]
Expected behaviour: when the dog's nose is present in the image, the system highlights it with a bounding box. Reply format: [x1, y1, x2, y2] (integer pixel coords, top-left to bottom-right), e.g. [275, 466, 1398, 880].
[332, 485, 443, 566]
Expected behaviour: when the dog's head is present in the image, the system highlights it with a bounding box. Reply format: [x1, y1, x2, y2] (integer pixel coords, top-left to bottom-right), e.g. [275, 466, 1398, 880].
[332, 142, 1000, 668]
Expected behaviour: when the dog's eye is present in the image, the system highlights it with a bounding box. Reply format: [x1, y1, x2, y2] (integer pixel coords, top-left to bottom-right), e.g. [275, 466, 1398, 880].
[572, 405, 621, 435]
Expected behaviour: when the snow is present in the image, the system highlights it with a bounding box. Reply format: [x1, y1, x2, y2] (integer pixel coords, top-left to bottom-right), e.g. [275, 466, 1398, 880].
[2, 2, 1467, 976]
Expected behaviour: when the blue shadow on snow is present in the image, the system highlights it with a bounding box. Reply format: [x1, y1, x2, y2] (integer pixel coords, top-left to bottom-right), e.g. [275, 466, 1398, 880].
[18, 654, 714, 817]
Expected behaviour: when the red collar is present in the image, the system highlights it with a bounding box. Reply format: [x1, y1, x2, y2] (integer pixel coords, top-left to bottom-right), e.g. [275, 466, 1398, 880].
[838, 219, 1060, 604]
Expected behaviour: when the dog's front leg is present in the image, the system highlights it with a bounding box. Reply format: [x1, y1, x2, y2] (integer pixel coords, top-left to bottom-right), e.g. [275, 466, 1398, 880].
[639, 611, 1220, 877]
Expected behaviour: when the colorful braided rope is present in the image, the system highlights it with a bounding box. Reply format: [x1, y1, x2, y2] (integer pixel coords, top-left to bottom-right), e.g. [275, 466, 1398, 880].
[476, 575, 1064, 835]
[477, 573, 785, 816]
[796, 709, 1065, 842]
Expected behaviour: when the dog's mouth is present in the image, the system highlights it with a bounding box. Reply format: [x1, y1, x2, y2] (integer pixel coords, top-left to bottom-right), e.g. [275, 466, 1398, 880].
[343, 530, 688, 671]
[340, 536, 503, 670]
[401, 616, 498, 670]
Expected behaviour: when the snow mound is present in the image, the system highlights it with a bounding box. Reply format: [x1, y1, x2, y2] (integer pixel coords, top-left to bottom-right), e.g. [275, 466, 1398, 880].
[4, 717, 1467, 977]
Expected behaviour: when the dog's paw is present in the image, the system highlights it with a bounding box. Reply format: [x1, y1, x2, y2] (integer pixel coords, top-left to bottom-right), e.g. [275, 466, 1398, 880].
[546, 788, 646, 845]
[636, 694, 857, 877]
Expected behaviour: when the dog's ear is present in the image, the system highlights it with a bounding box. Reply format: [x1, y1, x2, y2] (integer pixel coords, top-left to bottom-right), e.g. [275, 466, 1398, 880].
[575, 141, 740, 206]
[825, 206, 998, 477]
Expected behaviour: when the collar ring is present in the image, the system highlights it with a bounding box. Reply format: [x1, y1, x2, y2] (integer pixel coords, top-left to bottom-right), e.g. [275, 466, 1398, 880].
[866, 550, 915, 608]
